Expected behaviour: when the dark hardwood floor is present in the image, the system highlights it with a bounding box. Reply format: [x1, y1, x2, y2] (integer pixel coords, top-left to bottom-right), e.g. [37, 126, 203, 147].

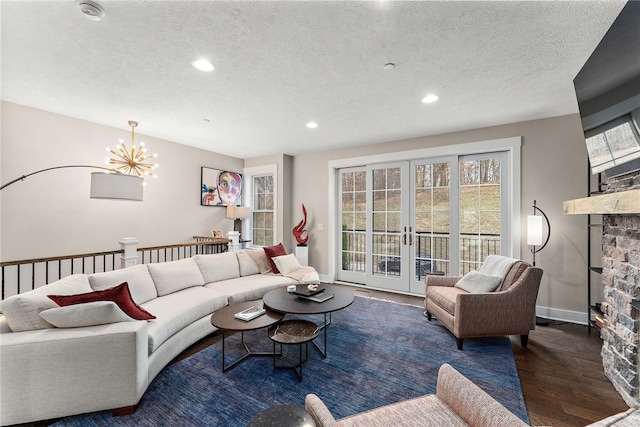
[177, 284, 630, 426]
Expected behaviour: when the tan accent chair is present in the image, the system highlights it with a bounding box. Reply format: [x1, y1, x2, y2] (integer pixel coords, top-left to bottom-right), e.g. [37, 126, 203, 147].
[424, 257, 543, 350]
[305, 363, 528, 427]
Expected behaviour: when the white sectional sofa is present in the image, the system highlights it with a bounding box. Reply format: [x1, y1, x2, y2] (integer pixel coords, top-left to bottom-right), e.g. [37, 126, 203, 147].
[0, 249, 306, 426]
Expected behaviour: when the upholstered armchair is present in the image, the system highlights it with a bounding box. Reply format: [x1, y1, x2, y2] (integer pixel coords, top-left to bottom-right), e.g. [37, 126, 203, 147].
[424, 255, 543, 350]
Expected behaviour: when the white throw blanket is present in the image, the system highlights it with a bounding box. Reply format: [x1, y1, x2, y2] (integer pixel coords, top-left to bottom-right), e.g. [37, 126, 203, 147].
[281, 266, 320, 284]
[478, 255, 519, 280]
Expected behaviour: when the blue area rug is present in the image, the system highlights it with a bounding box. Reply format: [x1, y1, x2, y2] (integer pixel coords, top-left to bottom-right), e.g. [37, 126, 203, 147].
[54, 296, 528, 426]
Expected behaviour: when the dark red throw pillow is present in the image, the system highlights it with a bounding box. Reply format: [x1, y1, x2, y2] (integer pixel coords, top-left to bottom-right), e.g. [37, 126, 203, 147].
[263, 243, 287, 274]
[48, 282, 156, 321]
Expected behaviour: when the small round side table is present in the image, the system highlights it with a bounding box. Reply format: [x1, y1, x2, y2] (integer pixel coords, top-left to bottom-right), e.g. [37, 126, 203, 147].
[247, 404, 315, 427]
[268, 319, 319, 382]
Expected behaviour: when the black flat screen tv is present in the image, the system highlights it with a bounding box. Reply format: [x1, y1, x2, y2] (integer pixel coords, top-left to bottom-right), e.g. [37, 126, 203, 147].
[573, 1, 640, 178]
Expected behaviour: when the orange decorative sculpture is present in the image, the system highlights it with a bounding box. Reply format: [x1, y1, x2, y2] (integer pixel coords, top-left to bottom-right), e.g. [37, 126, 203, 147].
[292, 204, 309, 246]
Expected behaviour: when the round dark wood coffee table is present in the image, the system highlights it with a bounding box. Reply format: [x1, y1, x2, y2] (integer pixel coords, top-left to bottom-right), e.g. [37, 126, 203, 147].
[263, 284, 354, 358]
[210, 300, 284, 372]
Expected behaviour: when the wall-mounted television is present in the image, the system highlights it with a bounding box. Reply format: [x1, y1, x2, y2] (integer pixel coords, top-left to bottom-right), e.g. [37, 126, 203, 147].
[573, 1, 640, 178]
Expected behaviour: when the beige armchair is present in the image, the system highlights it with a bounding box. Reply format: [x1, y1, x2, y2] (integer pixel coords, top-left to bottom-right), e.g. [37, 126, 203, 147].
[305, 363, 528, 427]
[424, 256, 543, 350]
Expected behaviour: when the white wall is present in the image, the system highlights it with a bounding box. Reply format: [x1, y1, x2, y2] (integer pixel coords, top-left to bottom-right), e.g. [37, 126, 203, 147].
[1, 102, 244, 260]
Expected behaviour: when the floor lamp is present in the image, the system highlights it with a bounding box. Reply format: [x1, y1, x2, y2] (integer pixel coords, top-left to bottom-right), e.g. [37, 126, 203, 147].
[1, 165, 144, 201]
[527, 199, 551, 325]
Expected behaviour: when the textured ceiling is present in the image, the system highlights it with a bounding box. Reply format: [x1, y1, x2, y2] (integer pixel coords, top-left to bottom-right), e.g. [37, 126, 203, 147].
[0, 1, 626, 159]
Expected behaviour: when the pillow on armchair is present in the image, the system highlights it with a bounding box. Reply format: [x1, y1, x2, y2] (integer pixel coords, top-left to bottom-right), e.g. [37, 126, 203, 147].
[454, 271, 502, 293]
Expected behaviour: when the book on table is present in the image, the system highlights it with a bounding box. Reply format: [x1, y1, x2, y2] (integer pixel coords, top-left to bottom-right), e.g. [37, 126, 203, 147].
[297, 291, 334, 303]
[234, 306, 266, 321]
[291, 284, 325, 297]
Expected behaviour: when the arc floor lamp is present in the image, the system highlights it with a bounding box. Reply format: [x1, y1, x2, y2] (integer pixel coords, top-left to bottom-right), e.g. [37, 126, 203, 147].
[1, 165, 144, 201]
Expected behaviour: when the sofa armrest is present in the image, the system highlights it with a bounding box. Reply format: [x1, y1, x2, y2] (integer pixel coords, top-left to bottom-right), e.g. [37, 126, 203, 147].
[305, 394, 339, 427]
[436, 364, 527, 427]
[0, 321, 149, 426]
[425, 275, 462, 288]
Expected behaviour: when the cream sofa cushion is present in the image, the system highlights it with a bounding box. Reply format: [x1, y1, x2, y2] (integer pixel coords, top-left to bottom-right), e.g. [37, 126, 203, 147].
[40, 301, 135, 328]
[194, 252, 240, 283]
[236, 250, 260, 276]
[89, 264, 157, 304]
[142, 286, 227, 353]
[147, 258, 205, 296]
[206, 274, 297, 305]
[0, 274, 92, 332]
[244, 249, 272, 273]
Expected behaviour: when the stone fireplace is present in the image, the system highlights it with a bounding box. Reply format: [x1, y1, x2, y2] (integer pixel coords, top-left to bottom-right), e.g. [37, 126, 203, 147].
[599, 172, 640, 407]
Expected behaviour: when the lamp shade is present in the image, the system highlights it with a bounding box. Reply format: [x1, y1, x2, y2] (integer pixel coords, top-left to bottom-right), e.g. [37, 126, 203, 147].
[90, 173, 144, 201]
[226, 206, 250, 219]
[527, 215, 543, 246]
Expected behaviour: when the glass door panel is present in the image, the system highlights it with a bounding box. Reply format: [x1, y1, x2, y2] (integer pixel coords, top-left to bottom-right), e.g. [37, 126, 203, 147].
[368, 164, 410, 292]
[338, 168, 367, 283]
[410, 160, 452, 294]
[459, 155, 503, 275]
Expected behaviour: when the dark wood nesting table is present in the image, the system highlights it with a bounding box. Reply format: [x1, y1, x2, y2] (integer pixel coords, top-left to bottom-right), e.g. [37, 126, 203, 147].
[262, 284, 354, 358]
[210, 301, 284, 372]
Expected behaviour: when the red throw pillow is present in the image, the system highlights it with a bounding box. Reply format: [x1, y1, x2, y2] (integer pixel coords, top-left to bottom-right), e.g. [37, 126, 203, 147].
[48, 282, 156, 321]
[263, 243, 287, 274]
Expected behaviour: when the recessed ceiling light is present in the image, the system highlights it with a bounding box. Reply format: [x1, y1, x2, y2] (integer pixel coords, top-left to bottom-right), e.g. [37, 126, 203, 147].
[192, 59, 214, 72]
[422, 94, 439, 104]
[306, 122, 318, 129]
[383, 63, 395, 70]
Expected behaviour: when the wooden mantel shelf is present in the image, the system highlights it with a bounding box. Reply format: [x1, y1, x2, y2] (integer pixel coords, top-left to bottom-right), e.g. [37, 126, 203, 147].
[563, 189, 640, 215]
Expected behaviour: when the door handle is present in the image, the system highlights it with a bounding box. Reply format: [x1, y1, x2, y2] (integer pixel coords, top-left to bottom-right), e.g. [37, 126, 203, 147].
[409, 226, 413, 246]
[402, 226, 407, 245]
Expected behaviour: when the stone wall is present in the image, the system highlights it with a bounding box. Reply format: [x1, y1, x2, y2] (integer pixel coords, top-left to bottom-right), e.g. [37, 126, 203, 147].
[600, 171, 640, 407]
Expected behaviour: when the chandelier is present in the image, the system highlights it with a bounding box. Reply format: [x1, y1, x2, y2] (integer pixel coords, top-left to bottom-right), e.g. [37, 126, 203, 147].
[105, 121, 159, 179]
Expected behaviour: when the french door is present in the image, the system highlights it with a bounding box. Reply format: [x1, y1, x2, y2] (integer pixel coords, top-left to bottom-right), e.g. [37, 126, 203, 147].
[337, 152, 508, 295]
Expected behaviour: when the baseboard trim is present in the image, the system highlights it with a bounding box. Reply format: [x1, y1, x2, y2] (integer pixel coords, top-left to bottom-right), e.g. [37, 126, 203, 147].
[322, 278, 589, 326]
[536, 305, 587, 325]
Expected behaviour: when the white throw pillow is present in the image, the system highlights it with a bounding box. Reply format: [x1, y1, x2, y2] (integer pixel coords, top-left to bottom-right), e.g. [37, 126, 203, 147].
[148, 257, 205, 296]
[454, 271, 502, 293]
[272, 254, 302, 275]
[89, 264, 158, 304]
[0, 274, 92, 332]
[39, 301, 135, 328]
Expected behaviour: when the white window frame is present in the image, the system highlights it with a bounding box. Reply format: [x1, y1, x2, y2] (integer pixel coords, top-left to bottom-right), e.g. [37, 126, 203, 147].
[244, 164, 278, 247]
[328, 137, 521, 283]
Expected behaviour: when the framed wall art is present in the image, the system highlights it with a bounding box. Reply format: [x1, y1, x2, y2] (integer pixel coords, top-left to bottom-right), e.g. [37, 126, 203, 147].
[210, 229, 224, 239]
[201, 167, 243, 206]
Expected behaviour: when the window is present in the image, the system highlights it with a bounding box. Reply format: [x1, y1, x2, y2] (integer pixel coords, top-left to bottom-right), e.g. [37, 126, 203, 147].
[586, 109, 640, 174]
[251, 175, 274, 246]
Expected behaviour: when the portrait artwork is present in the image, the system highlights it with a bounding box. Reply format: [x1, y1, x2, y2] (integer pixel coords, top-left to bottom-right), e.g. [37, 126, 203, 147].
[201, 167, 243, 206]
